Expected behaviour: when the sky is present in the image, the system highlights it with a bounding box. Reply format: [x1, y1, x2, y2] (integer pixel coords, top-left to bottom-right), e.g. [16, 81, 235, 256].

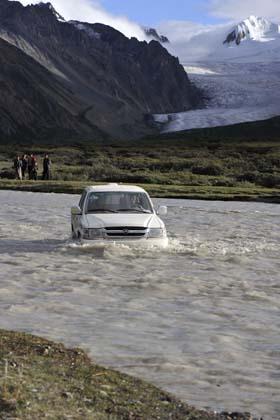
[99, 0, 221, 26]
[16, 0, 280, 39]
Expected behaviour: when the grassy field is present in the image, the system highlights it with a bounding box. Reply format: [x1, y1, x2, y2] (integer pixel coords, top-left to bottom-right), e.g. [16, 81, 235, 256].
[0, 330, 253, 419]
[0, 179, 279, 203]
[0, 118, 279, 202]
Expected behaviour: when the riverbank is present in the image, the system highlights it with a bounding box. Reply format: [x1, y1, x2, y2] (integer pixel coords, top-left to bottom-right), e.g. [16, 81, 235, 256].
[0, 132, 279, 204]
[0, 179, 279, 203]
[0, 330, 254, 419]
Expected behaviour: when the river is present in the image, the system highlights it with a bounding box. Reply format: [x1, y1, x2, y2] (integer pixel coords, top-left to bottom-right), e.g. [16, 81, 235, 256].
[0, 190, 279, 418]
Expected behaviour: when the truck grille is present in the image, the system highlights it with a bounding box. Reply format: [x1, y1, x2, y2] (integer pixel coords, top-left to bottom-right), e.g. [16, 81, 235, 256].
[104, 226, 147, 238]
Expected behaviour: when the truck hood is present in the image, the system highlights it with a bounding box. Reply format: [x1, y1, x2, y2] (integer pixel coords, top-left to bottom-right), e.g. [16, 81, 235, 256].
[84, 213, 163, 228]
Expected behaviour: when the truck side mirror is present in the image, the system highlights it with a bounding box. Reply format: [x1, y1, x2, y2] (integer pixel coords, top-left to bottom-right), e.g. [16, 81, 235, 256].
[71, 205, 82, 215]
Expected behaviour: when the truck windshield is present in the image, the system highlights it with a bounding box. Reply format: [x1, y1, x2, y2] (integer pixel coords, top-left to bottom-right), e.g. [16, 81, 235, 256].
[85, 192, 153, 214]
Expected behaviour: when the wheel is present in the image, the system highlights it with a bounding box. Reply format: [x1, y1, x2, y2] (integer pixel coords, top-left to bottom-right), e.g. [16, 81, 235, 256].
[71, 225, 77, 240]
[77, 231, 82, 243]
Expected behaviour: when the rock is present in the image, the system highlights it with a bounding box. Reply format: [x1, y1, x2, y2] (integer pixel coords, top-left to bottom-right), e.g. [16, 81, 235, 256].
[0, 168, 14, 179]
[144, 27, 169, 43]
[61, 391, 74, 400]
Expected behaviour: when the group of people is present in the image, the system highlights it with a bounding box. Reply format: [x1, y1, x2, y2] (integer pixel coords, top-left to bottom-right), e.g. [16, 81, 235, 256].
[14, 154, 51, 181]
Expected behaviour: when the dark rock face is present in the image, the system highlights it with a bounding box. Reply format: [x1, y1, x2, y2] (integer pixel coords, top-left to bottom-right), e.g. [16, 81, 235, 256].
[144, 27, 169, 43]
[223, 29, 247, 45]
[0, 38, 104, 142]
[0, 0, 201, 141]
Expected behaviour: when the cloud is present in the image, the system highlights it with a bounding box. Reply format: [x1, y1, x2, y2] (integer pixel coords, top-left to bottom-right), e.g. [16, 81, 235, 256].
[158, 20, 208, 43]
[158, 0, 280, 62]
[158, 19, 232, 63]
[209, 0, 280, 21]
[16, 0, 147, 40]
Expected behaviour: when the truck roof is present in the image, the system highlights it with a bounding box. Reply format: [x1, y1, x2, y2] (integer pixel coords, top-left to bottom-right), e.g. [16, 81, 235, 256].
[84, 183, 147, 194]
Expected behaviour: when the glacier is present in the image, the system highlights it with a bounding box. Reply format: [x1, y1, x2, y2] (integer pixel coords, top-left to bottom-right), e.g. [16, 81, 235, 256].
[155, 16, 280, 133]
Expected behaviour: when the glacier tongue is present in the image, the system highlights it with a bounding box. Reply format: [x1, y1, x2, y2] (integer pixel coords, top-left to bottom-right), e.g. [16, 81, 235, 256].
[155, 15, 280, 133]
[154, 61, 280, 133]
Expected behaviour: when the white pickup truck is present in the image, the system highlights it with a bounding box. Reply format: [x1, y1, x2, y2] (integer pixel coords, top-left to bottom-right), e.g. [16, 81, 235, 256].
[71, 184, 168, 248]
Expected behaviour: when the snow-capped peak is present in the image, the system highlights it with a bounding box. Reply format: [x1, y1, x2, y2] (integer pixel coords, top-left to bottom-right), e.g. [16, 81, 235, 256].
[224, 15, 280, 45]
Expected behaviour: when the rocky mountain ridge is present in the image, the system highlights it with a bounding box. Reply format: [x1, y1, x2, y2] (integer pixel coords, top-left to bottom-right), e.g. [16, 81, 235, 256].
[144, 27, 169, 43]
[0, 0, 200, 142]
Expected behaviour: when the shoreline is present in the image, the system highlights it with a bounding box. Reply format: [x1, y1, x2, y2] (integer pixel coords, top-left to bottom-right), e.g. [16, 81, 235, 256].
[0, 180, 279, 204]
[0, 330, 255, 419]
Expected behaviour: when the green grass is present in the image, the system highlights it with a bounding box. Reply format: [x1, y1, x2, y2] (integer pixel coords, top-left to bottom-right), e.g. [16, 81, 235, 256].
[0, 180, 279, 203]
[0, 119, 279, 202]
[0, 330, 251, 419]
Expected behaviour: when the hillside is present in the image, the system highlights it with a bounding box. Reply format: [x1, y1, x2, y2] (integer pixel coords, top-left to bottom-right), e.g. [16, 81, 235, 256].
[0, 0, 200, 142]
[0, 37, 106, 142]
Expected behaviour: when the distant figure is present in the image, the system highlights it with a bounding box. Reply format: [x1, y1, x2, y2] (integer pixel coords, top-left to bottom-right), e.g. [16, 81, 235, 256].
[13, 156, 22, 180]
[21, 154, 28, 179]
[27, 155, 33, 179]
[29, 154, 38, 180]
[42, 154, 51, 180]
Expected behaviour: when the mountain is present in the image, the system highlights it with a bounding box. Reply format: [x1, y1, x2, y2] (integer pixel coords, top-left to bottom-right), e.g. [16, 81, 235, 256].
[0, 34, 112, 142]
[0, 0, 200, 142]
[162, 15, 280, 63]
[224, 16, 280, 45]
[143, 27, 169, 43]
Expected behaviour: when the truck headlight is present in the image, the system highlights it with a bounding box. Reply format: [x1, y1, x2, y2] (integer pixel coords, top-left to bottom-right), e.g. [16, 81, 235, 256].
[147, 228, 165, 238]
[83, 228, 104, 239]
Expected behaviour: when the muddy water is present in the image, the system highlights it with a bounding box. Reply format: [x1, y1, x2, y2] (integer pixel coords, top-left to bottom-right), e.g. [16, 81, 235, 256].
[0, 190, 279, 418]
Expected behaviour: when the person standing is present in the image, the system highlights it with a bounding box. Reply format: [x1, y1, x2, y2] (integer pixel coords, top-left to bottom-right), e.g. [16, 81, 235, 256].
[27, 154, 33, 179]
[21, 154, 28, 179]
[13, 156, 22, 180]
[42, 154, 51, 180]
[29, 154, 38, 180]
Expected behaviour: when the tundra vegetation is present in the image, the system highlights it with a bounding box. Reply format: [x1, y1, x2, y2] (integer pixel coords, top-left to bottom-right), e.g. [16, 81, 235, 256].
[0, 119, 279, 202]
[0, 330, 253, 419]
